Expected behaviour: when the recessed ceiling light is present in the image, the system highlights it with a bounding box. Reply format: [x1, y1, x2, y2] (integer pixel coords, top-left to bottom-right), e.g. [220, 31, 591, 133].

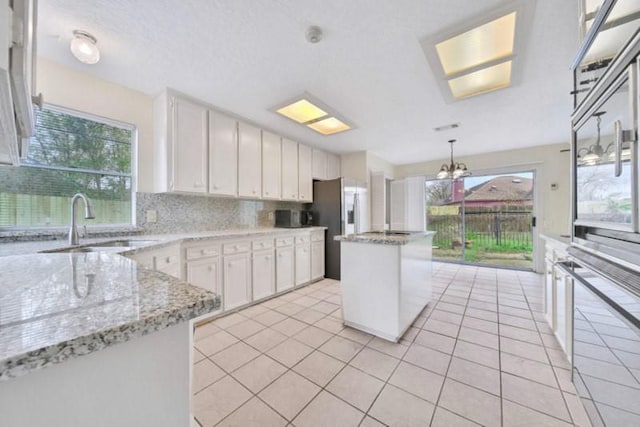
[70, 30, 100, 64]
[271, 93, 354, 136]
[421, 0, 533, 102]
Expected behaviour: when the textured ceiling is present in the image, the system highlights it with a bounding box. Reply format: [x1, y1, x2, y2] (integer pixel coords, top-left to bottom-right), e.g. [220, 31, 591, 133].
[36, 0, 580, 164]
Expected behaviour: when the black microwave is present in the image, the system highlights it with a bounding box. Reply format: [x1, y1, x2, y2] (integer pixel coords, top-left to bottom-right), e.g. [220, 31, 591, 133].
[275, 210, 301, 228]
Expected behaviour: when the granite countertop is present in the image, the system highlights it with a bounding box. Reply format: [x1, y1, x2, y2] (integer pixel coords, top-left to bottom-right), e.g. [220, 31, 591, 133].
[335, 230, 436, 245]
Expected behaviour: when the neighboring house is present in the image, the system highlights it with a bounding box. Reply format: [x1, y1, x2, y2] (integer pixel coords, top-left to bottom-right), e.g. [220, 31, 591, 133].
[447, 176, 533, 208]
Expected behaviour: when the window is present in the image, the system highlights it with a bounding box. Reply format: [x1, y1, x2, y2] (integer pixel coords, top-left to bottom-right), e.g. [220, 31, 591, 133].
[0, 105, 135, 228]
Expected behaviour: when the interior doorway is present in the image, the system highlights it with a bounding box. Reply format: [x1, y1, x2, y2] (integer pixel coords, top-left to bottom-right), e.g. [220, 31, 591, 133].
[425, 171, 535, 270]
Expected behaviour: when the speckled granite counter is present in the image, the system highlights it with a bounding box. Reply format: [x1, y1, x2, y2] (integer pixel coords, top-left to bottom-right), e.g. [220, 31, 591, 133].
[335, 230, 436, 245]
[0, 252, 219, 381]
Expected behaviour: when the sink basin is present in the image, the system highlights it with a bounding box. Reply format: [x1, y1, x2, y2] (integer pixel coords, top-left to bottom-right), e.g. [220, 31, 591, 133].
[48, 246, 130, 254]
[91, 239, 158, 248]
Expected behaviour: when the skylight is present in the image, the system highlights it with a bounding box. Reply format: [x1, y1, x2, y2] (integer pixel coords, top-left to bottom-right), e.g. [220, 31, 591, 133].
[422, 1, 532, 102]
[272, 93, 353, 136]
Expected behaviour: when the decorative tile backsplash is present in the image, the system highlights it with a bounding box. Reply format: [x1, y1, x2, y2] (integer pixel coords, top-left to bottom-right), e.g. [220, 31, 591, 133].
[135, 192, 308, 233]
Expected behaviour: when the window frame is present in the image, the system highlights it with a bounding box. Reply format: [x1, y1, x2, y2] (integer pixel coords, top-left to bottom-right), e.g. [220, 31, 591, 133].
[1, 103, 138, 230]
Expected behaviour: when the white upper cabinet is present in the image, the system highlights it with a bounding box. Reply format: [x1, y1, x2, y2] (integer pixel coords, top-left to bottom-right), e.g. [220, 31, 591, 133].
[312, 148, 328, 180]
[261, 131, 282, 200]
[238, 122, 262, 198]
[298, 144, 313, 202]
[326, 153, 341, 179]
[281, 138, 299, 201]
[209, 111, 238, 197]
[370, 171, 386, 232]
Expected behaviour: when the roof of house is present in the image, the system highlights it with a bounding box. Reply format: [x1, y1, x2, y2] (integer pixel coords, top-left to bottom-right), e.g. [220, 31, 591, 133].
[464, 176, 533, 202]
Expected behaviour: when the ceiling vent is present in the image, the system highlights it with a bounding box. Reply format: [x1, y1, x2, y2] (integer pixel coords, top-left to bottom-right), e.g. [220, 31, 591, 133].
[434, 122, 461, 132]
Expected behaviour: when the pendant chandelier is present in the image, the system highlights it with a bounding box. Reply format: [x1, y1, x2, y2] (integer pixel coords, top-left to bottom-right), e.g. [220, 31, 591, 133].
[436, 139, 471, 179]
[577, 111, 631, 165]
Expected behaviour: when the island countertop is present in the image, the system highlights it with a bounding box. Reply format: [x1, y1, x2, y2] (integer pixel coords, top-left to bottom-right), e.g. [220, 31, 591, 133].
[335, 230, 436, 245]
[0, 252, 219, 381]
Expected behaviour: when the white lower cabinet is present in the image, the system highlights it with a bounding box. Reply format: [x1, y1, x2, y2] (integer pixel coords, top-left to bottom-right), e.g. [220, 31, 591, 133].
[276, 246, 294, 292]
[252, 248, 276, 300]
[295, 240, 311, 286]
[186, 257, 220, 295]
[223, 252, 251, 310]
[128, 245, 181, 279]
[311, 241, 324, 281]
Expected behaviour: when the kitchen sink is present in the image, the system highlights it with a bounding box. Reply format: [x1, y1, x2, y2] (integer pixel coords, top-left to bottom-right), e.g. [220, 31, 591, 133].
[91, 239, 158, 248]
[42, 239, 159, 254]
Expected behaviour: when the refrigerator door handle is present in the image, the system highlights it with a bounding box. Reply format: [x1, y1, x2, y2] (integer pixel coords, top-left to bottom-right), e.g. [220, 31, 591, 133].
[353, 193, 360, 234]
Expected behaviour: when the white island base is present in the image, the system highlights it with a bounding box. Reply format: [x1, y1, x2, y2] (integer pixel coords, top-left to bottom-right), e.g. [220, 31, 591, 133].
[340, 232, 434, 342]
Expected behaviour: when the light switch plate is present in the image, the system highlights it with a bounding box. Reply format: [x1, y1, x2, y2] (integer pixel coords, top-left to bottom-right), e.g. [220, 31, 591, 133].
[550, 183, 558, 191]
[146, 210, 157, 223]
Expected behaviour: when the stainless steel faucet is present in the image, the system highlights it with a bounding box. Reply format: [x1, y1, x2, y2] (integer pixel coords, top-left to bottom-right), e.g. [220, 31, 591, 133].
[68, 193, 95, 245]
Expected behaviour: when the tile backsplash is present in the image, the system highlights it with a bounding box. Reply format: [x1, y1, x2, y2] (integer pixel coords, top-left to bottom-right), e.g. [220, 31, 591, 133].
[136, 192, 307, 233]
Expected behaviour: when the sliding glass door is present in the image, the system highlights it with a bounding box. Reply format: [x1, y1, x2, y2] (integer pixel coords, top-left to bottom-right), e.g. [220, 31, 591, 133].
[425, 171, 534, 269]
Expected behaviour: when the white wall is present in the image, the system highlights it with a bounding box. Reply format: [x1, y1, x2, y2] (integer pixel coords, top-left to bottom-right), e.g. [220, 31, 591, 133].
[36, 58, 155, 192]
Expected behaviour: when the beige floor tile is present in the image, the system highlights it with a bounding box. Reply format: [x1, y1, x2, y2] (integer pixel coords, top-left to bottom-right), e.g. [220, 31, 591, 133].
[293, 390, 364, 427]
[541, 333, 563, 350]
[244, 327, 289, 353]
[293, 350, 345, 387]
[401, 326, 420, 343]
[547, 348, 571, 369]
[338, 327, 374, 345]
[501, 352, 558, 387]
[293, 325, 334, 348]
[453, 339, 500, 369]
[462, 316, 499, 335]
[253, 310, 288, 326]
[195, 330, 239, 356]
[458, 326, 500, 350]
[368, 384, 435, 426]
[325, 294, 342, 305]
[328, 307, 344, 320]
[563, 391, 593, 427]
[217, 396, 287, 427]
[326, 365, 384, 412]
[231, 354, 287, 394]
[414, 330, 456, 354]
[291, 308, 326, 325]
[258, 370, 321, 421]
[500, 313, 538, 330]
[210, 341, 260, 373]
[465, 307, 499, 322]
[436, 301, 466, 314]
[310, 300, 341, 314]
[553, 366, 577, 394]
[501, 336, 549, 363]
[291, 295, 322, 307]
[271, 317, 308, 337]
[274, 302, 306, 316]
[438, 379, 502, 427]
[193, 359, 226, 394]
[359, 416, 385, 427]
[431, 406, 481, 426]
[261, 297, 287, 309]
[499, 305, 533, 320]
[308, 289, 334, 300]
[423, 318, 461, 338]
[349, 347, 400, 381]
[319, 335, 364, 362]
[193, 348, 206, 364]
[388, 361, 445, 404]
[238, 303, 270, 318]
[403, 343, 451, 375]
[225, 319, 266, 340]
[447, 356, 501, 396]
[502, 399, 573, 427]
[314, 316, 345, 334]
[502, 372, 571, 422]
[193, 375, 252, 427]
[213, 313, 247, 329]
[500, 324, 543, 345]
[367, 337, 409, 359]
[194, 322, 220, 341]
[266, 338, 314, 367]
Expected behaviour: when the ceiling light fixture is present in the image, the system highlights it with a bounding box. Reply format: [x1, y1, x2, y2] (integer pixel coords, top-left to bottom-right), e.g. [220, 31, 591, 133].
[272, 93, 354, 136]
[577, 111, 612, 165]
[70, 30, 100, 64]
[306, 26, 323, 44]
[436, 139, 471, 180]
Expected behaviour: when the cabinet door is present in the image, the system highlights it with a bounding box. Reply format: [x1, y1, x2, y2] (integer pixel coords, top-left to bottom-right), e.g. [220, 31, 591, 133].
[262, 131, 282, 200]
[223, 253, 251, 310]
[281, 139, 299, 201]
[370, 171, 386, 231]
[312, 148, 328, 180]
[311, 241, 324, 280]
[252, 248, 275, 300]
[298, 144, 313, 202]
[276, 246, 294, 292]
[238, 122, 262, 198]
[209, 111, 238, 196]
[390, 179, 406, 230]
[187, 257, 220, 295]
[171, 96, 208, 193]
[555, 267, 568, 353]
[326, 153, 341, 179]
[295, 244, 311, 286]
[544, 259, 556, 329]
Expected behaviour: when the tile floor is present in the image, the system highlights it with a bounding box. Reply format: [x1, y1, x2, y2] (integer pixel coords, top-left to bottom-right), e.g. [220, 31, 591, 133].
[192, 262, 592, 427]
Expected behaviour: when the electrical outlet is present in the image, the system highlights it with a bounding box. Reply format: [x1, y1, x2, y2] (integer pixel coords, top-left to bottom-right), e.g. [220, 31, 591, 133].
[551, 183, 558, 191]
[146, 210, 157, 223]
[268, 212, 274, 221]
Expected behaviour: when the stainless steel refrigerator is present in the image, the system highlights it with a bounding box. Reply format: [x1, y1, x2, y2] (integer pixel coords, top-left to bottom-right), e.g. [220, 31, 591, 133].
[311, 178, 367, 280]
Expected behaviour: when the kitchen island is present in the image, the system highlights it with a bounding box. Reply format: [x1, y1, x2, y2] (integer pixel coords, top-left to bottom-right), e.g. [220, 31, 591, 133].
[0, 252, 219, 427]
[336, 231, 435, 342]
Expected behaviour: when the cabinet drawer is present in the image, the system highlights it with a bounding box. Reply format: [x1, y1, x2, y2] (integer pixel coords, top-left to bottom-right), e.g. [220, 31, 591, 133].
[252, 239, 274, 250]
[295, 235, 310, 244]
[311, 231, 324, 242]
[186, 245, 220, 260]
[276, 237, 294, 247]
[223, 242, 251, 254]
[155, 252, 180, 272]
